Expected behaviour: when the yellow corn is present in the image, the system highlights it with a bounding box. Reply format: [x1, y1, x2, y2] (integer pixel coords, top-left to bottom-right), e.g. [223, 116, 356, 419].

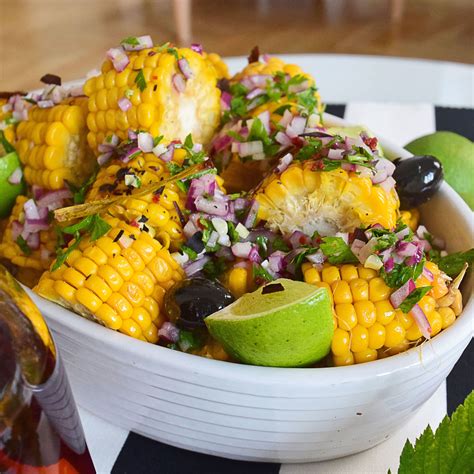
[15, 97, 94, 190]
[86, 150, 187, 250]
[301, 263, 459, 366]
[84, 46, 222, 155]
[400, 208, 420, 231]
[35, 216, 184, 343]
[256, 162, 399, 236]
[0, 195, 57, 283]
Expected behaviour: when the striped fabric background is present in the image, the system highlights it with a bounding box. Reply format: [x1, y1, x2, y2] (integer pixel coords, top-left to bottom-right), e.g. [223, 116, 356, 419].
[80, 104, 473, 474]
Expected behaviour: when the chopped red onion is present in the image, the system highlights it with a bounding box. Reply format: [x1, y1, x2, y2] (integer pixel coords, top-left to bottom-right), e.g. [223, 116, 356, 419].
[306, 249, 325, 265]
[286, 116, 306, 138]
[138, 132, 154, 153]
[122, 147, 141, 163]
[106, 47, 130, 72]
[158, 321, 180, 343]
[190, 43, 203, 54]
[118, 97, 132, 112]
[233, 261, 249, 269]
[118, 234, 134, 249]
[128, 130, 137, 140]
[11, 220, 23, 240]
[422, 267, 434, 282]
[195, 196, 228, 216]
[183, 220, 199, 238]
[356, 237, 379, 264]
[275, 153, 293, 174]
[207, 231, 219, 248]
[410, 304, 432, 339]
[172, 74, 186, 93]
[288, 230, 310, 249]
[257, 110, 270, 134]
[396, 227, 410, 240]
[390, 279, 416, 308]
[243, 200, 259, 228]
[237, 141, 263, 158]
[212, 133, 232, 152]
[384, 257, 395, 272]
[158, 144, 175, 162]
[378, 176, 396, 193]
[246, 88, 264, 100]
[97, 152, 112, 166]
[396, 241, 418, 258]
[327, 149, 344, 160]
[121, 35, 153, 51]
[178, 58, 193, 79]
[275, 131, 291, 146]
[351, 238, 369, 262]
[268, 251, 286, 273]
[248, 245, 262, 263]
[278, 109, 293, 128]
[246, 74, 271, 88]
[8, 167, 22, 185]
[220, 91, 232, 111]
[231, 242, 253, 259]
[26, 232, 40, 250]
[24, 219, 50, 234]
[23, 199, 40, 220]
[37, 100, 54, 109]
[184, 255, 211, 277]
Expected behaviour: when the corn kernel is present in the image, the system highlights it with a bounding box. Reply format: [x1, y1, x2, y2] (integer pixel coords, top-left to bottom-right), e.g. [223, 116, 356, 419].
[354, 348, 378, 364]
[406, 322, 423, 341]
[358, 267, 377, 280]
[369, 277, 391, 302]
[120, 319, 142, 338]
[335, 303, 357, 330]
[62, 267, 86, 289]
[384, 320, 406, 347]
[427, 310, 443, 336]
[350, 325, 369, 352]
[331, 328, 350, 356]
[340, 264, 359, 282]
[120, 281, 145, 307]
[322, 266, 340, 285]
[349, 278, 369, 301]
[96, 304, 122, 330]
[107, 293, 133, 319]
[84, 275, 113, 301]
[375, 300, 395, 325]
[439, 307, 456, 329]
[333, 352, 354, 367]
[354, 301, 376, 327]
[304, 267, 321, 285]
[76, 287, 102, 313]
[368, 322, 386, 349]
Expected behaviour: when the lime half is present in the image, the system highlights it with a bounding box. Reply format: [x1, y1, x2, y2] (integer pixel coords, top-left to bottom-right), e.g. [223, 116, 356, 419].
[205, 279, 334, 367]
[0, 151, 25, 218]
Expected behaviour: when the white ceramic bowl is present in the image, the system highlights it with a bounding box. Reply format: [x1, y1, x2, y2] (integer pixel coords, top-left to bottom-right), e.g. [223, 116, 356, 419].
[30, 114, 473, 463]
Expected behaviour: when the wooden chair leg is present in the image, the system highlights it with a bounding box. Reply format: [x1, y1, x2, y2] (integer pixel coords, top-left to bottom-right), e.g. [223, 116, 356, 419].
[173, 0, 192, 45]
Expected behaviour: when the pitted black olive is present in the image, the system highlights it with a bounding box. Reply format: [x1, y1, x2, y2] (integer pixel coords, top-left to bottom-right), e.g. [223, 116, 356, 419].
[164, 277, 234, 330]
[393, 155, 443, 208]
[185, 231, 205, 253]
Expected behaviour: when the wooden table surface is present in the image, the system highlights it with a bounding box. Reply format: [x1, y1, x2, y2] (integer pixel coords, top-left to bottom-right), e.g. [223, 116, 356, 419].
[1, 0, 473, 91]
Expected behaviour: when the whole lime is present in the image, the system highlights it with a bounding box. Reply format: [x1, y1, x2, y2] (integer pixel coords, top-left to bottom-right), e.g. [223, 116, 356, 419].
[405, 132, 474, 209]
[205, 279, 334, 367]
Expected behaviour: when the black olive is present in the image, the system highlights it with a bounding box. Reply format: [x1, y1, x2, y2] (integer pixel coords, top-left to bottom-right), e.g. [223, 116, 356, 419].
[186, 231, 205, 253]
[164, 278, 234, 330]
[393, 155, 443, 208]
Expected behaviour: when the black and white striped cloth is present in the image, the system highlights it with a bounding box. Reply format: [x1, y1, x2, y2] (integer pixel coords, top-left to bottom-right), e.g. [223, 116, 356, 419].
[79, 104, 473, 474]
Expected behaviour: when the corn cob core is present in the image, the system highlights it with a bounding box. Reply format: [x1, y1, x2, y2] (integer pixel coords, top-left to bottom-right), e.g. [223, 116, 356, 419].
[222, 260, 459, 365]
[84, 47, 221, 155]
[0, 98, 16, 146]
[256, 162, 399, 236]
[87, 149, 187, 250]
[0, 195, 56, 271]
[35, 216, 185, 343]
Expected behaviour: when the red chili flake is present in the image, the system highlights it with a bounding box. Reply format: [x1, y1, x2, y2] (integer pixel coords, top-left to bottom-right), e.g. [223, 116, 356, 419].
[311, 160, 324, 171]
[364, 136, 378, 151]
[152, 75, 158, 80]
[299, 236, 307, 245]
[130, 219, 139, 228]
[148, 51, 157, 56]
[152, 194, 160, 203]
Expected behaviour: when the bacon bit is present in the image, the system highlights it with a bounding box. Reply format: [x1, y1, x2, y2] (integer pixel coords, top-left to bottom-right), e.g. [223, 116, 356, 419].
[248, 46, 260, 64]
[130, 219, 139, 228]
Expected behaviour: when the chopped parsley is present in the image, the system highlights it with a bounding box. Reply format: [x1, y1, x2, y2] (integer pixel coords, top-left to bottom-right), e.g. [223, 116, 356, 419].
[121, 36, 140, 47]
[66, 168, 98, 204]
[399, 286, 432, 313]
[178, 330, 203, 352]
[430, 249, 474, 278]
[320, 237, 358, 264]
[380, 260, 425, 288]
[203, 257, 227, 280]
[134, 69, 147, 92]
[252, 263, 275, 283]
[16, 235, 32, 255]
[181, 245, 198, 261]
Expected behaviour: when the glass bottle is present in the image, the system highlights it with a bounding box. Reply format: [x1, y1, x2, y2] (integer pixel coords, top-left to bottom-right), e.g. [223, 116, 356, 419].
[0, 264, 96, 473]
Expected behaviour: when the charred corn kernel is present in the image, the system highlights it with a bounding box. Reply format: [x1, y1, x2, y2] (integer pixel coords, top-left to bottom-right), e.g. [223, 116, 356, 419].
[358, 267, 377, 281]
[333, 352, 354, 367]
[85, 46, 222, 154]
[396, 310, 414, 330]
[331, 328, 350, 356]
[350, 279, 369, 302]
[406, 323, 423, 341]
[303, 267, 321, 285]
[375, 300, 396, 325]
[336, 303, 357, 330]
[15, 97, 94, 190]
[350, 325, 369, 353]
[331, 280, 352, 304]
[384, 320, 406, 347]
[354, 301, 376, 328]
[340, 265, 358, 282]
[427, 310, 443, 336]
[369, 278, 391, 302]
[95, 304, 122, 330]
[368, 322, 386, 349]
[354, 348, 378, 364]
[322, 266, 341, 285]
[34, 217, 184, 342]
[439, 307, 456, 329]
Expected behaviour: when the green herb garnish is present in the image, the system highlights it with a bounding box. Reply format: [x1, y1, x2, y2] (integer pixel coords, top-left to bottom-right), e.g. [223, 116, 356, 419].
[320, 237, 358, 264]
[381, 260, 425, 288]
[203, 257, 227, 280]
[16, 235, 32, 256]
[121, 36, 140, 47]
[181, 245, 198, 261]
[399, 286, 432, 313]
[135, 69, 147, 92]
[431, 249, 474, 278]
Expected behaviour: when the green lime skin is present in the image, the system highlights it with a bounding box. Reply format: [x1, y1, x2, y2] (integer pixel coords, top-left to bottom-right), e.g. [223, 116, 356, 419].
[0, 152, 25, 218]
[405, 131, 474, 210]
[205, 281, 334, 368]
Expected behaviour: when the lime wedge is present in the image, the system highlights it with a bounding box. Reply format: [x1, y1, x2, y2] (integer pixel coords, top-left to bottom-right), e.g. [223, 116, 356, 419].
[405, 131, 474, 209]
[0, 151, 25, 218]
[205, 279, 334, 367]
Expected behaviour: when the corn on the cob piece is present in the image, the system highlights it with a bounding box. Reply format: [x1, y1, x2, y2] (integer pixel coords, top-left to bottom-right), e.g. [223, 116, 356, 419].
[15, 97, 94, 190]
[35, 215, 185, 343]
[84, 45, 222, 154]
[256, 162, 399, 236]
[203, 52, 229, 80]
[400, 208, 420, 231]
[0, 195, 57, 273]
[223, 260, 460, 365]
[86, 149, 188, 250]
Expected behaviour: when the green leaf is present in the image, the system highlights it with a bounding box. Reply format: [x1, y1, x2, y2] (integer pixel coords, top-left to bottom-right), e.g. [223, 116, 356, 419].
[203, 257, 227, 280]
[252, 263, 275, 283]
[399, 286, 432, 313]
[134, 69, 147, 92]
[227, 222, 240, 244]
[167, 162, 184, 176]
[381, 260, 425, 288]
[52, 237, 81, 271]
[62, 215, 94, 234]
[295, 138, 323, 161]
[153, 135, 163, 146]
[0, 130, 16, 154]
[431, 249, 474, 278]
[397, 390, 474, 474]
[16, 235, 32, 256]
[66, 168, 98, 204]
[320, 237, 358, 264]
[166, 47, 180, 60]
[178, 330, 203, 352]
[271, 236, 290, 252]
[90, 215, 112, 241]
[121, 36, 140, 46]
[181, 245, 198, 261]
